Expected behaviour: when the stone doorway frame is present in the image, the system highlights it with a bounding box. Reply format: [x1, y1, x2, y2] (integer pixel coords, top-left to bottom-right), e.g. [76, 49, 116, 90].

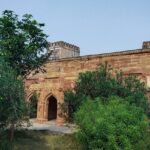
[47, 95, 57, 121]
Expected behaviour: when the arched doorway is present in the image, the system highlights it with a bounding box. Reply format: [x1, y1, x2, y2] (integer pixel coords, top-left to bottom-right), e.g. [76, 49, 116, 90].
[29, 94, 38, 118]
[47, 96, 57, 120]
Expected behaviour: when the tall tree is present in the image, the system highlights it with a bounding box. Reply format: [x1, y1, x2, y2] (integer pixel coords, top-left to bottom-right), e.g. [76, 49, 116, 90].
[0, 10, 50, 78]
[0, 58, 28, 142]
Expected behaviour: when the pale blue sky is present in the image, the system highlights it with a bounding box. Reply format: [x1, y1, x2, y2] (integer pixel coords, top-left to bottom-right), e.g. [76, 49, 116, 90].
[0, 0, 150, 55]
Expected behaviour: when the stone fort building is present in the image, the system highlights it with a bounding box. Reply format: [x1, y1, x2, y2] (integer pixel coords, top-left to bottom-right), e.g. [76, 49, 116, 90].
[26, 41, 150, 124]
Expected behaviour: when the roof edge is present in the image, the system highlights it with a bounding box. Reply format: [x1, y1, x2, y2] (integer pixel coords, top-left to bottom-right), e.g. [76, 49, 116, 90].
[46, 48, 150, 62]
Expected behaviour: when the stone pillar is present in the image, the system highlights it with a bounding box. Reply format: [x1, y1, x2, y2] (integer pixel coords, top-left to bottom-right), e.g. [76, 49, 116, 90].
[56, 88, 65, 125]
[36, 89, 47, 123]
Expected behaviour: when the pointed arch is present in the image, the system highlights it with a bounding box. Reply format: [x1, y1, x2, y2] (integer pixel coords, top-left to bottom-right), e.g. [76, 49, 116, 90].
[28, 92, 38, 119]
[45, 93, 57, 120]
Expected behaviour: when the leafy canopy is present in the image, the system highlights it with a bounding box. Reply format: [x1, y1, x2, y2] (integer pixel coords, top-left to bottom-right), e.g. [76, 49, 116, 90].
[0, 10, 50, 78]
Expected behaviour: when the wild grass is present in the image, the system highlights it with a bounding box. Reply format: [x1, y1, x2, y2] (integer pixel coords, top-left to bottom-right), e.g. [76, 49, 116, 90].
[13, 130, 83, 150]
[1, 129, 150, 150]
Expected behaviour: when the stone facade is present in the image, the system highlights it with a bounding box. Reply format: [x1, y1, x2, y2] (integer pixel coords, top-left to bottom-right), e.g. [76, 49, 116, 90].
[26, 41, 150, 124]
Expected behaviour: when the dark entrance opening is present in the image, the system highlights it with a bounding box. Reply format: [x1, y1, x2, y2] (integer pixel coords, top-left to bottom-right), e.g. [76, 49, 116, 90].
[48, 96, 57, 120]
[29, 94, 38, 118]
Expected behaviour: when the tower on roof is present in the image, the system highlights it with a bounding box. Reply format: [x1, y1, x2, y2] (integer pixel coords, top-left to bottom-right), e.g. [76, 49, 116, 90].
[48, 41, 80, 60]
[142, 41, 150, 49]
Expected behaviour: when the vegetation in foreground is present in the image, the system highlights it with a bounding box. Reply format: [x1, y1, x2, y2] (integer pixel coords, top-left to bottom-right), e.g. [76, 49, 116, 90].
[75, 97, 149, 150]
[1, 129, 150, 150]
[65, 63, 150, 149]
[0, 9, 51, 146]
[13, 130, 83, 150]
[0, 58, 29, 142]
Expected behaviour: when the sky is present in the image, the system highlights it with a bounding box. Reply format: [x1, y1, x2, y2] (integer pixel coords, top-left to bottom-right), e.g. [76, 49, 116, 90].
[0, 0, 150, 55]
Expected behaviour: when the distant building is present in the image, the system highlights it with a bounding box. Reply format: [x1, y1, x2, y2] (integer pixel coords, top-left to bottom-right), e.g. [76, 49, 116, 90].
[142, 41, 150, 49]
[48, 41, 80, 60]
[26, 40, 150, 125]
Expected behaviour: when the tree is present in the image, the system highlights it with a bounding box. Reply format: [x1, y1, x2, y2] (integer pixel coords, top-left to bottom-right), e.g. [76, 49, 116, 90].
[75, 96, 148, 150]
[65, 63, 149, 120]
[0, 58, 28, 142]
[0, 10, 50, 78]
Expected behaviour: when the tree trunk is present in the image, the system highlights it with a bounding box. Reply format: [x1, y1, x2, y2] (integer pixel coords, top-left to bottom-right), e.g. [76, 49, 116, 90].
[9, 122, 15, 142]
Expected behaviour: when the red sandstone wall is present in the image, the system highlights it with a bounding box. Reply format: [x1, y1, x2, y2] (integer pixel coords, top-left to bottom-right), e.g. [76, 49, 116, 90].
[26, 49, 150, 123]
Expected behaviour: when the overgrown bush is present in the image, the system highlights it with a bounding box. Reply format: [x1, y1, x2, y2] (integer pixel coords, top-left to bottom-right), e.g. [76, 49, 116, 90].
[65, 63, 149, 121]
[75, 96, 148, 150]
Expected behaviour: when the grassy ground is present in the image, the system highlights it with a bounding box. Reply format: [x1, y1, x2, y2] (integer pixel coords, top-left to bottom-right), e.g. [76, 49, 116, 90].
[1, 130, 150, 150]
[13, 130, 83, 150]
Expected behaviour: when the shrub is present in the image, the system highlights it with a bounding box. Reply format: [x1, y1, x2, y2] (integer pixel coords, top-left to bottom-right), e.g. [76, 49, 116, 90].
[64, 91, 87, 122]
[75, 96, 148, 150]
[133, 132, 150, 150]
[65, 63, 149, 121]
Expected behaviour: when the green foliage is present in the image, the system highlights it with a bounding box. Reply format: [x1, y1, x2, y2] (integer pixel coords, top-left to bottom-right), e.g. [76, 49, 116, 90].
[64, 91, 87, 122]
[133, 132, 150, 150]
[0, 132, 14, 150]
[0, 10, 50, 78]
[75, 63, 113, 99]
[29, 92, 38, 118]
[0, 58, 29, 141]
[75, 96, 148, 150]
[65, 63, 149, 120]
[13, 130, 83, 150]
